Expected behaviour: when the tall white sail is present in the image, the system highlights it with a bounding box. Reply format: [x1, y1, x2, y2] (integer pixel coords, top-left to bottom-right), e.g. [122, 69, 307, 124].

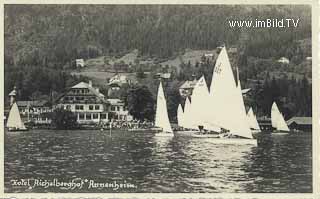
[208, 47, 253, 139]
[6, 102, 26, 129]
[189, 76, 210, 129]
[247, 107, 261, 131]
[271, 102, 289, 131]
[177, 104, 184, 127]
[155, 82, 173, 133]
[183, 97, 194, 129]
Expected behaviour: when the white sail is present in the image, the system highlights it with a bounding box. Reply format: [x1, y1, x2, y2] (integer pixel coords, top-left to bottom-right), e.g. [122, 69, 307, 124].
[234, 79, 254, 138]
[247, 107, 261, 131]
[271, 102, 290, 131]
[189, 75, 210, 129]
[183, 97, 194, 129]
[177, 104, 184, 127]
[208, 47, 253, 139]
[155, 82, 173, 133]
[6, 102, 26, 129]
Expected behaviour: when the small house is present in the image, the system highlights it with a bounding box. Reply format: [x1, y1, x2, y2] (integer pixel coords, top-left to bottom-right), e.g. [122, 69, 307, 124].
[107, 99, 133, 121]
[76, 59, 85, 67]
[277, 57, 290, 64]
[287, 117, 312, 132]
[179, 79, 198, 97]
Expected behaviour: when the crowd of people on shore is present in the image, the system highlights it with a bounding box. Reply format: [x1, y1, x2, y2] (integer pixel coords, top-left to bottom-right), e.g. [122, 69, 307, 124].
[100, 119, 154, 130]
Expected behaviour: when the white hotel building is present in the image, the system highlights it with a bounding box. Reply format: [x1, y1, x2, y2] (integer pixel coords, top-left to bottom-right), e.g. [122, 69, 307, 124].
[56, 81, 109, 124]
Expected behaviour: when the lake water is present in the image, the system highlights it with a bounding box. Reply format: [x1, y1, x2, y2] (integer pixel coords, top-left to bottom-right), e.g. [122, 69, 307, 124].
[4, 129, 312, 193]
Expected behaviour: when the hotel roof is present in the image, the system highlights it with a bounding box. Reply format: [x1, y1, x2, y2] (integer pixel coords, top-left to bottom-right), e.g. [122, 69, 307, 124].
[72, 82, 105, 98]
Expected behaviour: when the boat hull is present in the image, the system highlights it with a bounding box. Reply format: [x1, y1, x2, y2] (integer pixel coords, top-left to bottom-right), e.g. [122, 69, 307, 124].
[155, 132, 174, 137]
[272, 130, 290, 135]
[175, 130, 220, 138]
[205, 138, 258, 146]
[7, 127, 28, 132]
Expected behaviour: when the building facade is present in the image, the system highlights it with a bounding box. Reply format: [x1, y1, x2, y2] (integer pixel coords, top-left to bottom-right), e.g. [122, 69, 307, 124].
[56, 81, 109, 124]
[17, 100, 52, 124]
[76, 59, 85, 67]
[107, 99, 133, 121]
[179, 79, 198, 97]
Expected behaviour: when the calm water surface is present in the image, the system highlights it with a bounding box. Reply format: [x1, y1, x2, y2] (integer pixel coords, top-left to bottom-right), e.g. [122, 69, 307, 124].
[4, 129, 312, 193]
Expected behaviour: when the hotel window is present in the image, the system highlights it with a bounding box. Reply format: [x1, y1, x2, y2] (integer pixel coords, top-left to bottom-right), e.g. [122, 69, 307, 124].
[66, 105, 71, 110]
[86, 114, 92, 120]
[75, 105, 79, 110]
[79, 113, 85, 120]
[111, 106, 115, 111]
[93, 113, 98, 119]
[80, 105, 84, 110]
[117, 106, 120, 111]
[101, 114, 107, 119]
[89, 105, 93, 110]
[95, 105, 100, 110]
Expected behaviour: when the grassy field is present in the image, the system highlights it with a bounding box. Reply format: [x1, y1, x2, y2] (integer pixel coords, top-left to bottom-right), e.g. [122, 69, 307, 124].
[159, 49, 217, 71]
[71, 49, 217, 85]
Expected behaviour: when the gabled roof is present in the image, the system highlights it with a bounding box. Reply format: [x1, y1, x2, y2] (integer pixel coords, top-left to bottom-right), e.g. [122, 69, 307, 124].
[107, 98, 125, 105]
[72, 82, 90, 89]
[56, 81, 106, 103]
[17, 100, 50, 107]
[71, 82, 105, 98]
[180, 80, 198, 89]
[287, 117, 312, 125]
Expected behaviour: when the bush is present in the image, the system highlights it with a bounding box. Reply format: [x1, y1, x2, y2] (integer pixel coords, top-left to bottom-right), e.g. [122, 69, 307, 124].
[52, 107, 78, 130]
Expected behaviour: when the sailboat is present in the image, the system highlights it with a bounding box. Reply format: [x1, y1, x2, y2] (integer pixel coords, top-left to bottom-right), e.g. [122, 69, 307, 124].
[154, 82, 174, 137]
[271, 102, 290, 133]
[247, 107, 261, 134]
[177, 104, 184, 129]
[176, 76, 222, 137]
[6, 102, 28, 131]
[188, 76, 211, 130]
[178, 46, 256, 145]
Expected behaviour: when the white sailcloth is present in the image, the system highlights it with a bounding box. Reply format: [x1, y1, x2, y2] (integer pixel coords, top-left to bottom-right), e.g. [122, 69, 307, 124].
[6, 102, 26, 129]
[271, 102, 290, 131]
[247, 107, 261, 131]
[177, 104, 184, 127]
[155, 82, 173, 133]
[189, 75, 210, 129]
[183, 97, 194, 129]
[207, 47, 253, 139]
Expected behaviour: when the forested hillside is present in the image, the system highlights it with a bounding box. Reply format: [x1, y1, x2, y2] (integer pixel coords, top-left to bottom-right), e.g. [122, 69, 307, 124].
[4, 5, 312, 118]
[5, 5, 311, 66]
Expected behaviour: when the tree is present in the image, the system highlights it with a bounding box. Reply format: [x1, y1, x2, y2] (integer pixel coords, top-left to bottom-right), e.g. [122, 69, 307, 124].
[127, 85, 155, 121]
[136, 67, 145, 79]
[51, 107, 78, 130]
[166, 82, 182, 122]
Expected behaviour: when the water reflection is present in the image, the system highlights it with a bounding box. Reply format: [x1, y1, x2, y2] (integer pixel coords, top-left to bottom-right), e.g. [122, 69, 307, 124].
[4, 130, 312, 193]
